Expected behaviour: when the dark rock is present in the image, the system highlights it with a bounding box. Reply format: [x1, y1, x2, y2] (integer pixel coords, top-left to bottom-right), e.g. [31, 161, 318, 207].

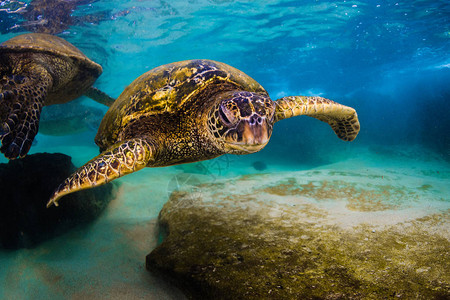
[0, 152, 117, 249]
[251, 161, 267, 171]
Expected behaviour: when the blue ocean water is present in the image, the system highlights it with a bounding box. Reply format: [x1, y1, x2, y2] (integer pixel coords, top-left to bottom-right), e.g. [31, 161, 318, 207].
[0, 0, 449, 298]
[2, 0, 448, 164]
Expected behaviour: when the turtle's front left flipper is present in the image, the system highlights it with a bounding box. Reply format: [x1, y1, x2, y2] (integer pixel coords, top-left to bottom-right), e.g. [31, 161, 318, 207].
[274, 96, 360, 141]
[0, 68, 52, 159]
[47, 138, 157, 208]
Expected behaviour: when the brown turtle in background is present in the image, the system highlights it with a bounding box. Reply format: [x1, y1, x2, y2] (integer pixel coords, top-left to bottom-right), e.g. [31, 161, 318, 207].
[48, 59, 360, 207]
[0, 33, 114, 159]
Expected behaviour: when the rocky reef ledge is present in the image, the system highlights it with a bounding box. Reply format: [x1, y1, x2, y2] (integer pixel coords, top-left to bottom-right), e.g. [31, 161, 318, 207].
[147, 168, 449, 299]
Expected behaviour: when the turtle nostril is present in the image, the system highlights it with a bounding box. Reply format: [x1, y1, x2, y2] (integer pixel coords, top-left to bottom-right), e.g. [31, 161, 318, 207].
[249, 115, 263, 125]
[249, 115, 262, 126]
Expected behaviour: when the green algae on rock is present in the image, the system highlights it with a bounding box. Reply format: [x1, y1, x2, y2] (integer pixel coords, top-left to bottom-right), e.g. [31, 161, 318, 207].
[146, 170, 449, 299]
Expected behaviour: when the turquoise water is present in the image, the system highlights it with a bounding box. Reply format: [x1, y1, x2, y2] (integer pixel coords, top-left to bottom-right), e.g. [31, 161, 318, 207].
[0, 0, 449, 298]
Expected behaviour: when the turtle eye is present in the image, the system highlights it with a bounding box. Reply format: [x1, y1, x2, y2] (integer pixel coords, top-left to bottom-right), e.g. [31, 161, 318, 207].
[219, 106, 232, 124]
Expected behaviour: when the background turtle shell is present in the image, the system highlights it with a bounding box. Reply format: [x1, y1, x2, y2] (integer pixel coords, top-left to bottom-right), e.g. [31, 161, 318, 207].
[0, 33, 102, 105]
[0, 33, 99, 68]
[96, 59, 267, 147]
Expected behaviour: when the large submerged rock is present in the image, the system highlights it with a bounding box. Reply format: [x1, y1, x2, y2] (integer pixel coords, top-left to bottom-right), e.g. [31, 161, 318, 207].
[146, 168, 450, 299]
[0, 153, 117, 249]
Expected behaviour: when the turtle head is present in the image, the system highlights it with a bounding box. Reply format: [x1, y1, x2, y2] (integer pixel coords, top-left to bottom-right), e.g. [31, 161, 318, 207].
[208, 91, 275, 154]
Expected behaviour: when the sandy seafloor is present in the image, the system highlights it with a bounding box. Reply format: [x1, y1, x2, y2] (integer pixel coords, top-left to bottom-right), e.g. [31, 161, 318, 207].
[0, 129, 448, 299]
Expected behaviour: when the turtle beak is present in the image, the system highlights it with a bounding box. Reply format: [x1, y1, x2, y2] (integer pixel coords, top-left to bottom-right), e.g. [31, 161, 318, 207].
[225, 114, 271, 153]
[241, 114, 269, 146]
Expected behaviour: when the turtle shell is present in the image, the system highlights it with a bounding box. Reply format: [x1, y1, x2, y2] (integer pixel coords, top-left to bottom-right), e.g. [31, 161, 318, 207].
[0, 33, 100, 70]
[0, 33, 102, 104]
[96, 59, 267, 147]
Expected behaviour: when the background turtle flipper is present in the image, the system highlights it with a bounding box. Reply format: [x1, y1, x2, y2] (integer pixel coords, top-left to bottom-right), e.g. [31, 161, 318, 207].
[47, 138, 157, 208]
[274, 96, 360, 141]
[0, 69, 52, 159]
[84, 86, 116, 107]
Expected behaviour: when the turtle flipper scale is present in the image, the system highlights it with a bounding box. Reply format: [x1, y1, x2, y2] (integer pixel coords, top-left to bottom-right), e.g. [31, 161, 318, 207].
[0, 69, 51, 159]
[274, 96, 360, 141]
[47, 138, 157, 208]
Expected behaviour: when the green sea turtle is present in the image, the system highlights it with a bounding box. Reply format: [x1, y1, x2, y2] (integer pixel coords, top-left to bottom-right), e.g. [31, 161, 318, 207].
[48, 59, 360, 207]
[0, 33, 114, 159]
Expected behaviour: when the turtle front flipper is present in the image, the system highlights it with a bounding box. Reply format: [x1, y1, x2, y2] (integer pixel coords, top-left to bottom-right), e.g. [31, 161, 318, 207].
[274, 96, 360, 141]
[0, 68, 52, 159]
[47, 138, 157, 208]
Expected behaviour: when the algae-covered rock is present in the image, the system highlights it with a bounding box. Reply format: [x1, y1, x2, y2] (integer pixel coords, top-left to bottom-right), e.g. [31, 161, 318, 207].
[146, 170, 450, 299]
[0, 153, 117, 249]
